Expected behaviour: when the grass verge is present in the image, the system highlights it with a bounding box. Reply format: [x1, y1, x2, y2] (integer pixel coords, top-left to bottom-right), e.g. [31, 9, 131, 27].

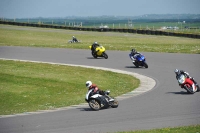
[0, 60, 139, 115]
[118, 124, 200, 133]
[0, 24, 199, 54]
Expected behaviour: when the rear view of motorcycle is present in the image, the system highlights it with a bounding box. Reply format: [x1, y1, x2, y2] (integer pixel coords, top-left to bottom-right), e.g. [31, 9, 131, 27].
[177, 74, 200, 94]
[85, 90, 119, 111]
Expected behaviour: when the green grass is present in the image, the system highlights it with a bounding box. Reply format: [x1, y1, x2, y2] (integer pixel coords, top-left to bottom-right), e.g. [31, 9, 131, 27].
[117, 125, 200, 133]
[0, 60, 139, 115]
[0, 24, 200, 54]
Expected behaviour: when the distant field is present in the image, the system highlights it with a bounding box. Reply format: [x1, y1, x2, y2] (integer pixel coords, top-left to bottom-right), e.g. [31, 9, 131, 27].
[0, 24, 199, 54]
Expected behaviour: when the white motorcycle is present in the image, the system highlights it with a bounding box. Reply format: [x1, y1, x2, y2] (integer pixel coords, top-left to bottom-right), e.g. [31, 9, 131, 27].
[68, 40, 81, 43]
[85, 90, 119, 111]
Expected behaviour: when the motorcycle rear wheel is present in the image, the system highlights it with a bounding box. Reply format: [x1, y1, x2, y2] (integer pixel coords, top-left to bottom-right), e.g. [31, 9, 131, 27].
[92, 52, 98, 58]
[133, 62, 139, 68]
[89, 99, 101, 111]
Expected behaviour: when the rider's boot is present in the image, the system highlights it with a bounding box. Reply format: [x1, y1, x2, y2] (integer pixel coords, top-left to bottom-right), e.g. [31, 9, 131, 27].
[105, 95, 114, 102]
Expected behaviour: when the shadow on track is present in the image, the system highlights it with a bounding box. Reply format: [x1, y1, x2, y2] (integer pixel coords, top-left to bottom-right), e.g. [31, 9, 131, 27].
[166, 91, 192, 95]
[125, 66, 146, 69]
[78, 107, 113, 111]
[86, 57, 105, 59]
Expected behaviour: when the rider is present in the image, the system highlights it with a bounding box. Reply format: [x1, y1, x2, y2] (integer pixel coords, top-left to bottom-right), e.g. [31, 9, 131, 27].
[72, 36, 78, 43]
[174, 69, 199, 92]
[129, 48, 140, 62]
[85, 81, 114, 102]
[91, 42, 100, 54]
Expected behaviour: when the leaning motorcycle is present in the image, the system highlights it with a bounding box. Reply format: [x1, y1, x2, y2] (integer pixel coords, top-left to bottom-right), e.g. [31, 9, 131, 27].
[68, 40, 81, 43]
[89, 45, 108, 59]
[177, 74, 200, 94]
[130, 53, 148, 68]
[85, 90, 119, 111]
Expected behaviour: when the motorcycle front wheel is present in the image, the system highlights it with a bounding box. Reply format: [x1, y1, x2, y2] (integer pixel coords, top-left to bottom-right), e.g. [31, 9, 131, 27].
[143, 62, 148, 68]
[110, 99, 119, 108]
[89, 99, 101, 111]
[102, 52, 108, 59]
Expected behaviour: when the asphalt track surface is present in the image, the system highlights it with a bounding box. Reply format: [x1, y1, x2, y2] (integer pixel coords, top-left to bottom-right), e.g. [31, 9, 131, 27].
[0, 46, 200, 133]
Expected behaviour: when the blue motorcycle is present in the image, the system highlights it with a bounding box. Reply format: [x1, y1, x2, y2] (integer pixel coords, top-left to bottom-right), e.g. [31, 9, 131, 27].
[129, 53, 148, 68]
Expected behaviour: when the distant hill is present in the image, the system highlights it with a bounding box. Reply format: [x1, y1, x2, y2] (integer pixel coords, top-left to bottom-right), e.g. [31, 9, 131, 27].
[11, 14, 200, 20]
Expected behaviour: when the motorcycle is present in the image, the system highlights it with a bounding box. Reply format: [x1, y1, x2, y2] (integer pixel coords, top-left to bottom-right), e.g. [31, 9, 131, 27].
[89, 45, 108, 59]
[130, 53, 148, 68]
[68, 40, 81, 43]
[85, 90, 119, 111]
[177, 74, 200, 94]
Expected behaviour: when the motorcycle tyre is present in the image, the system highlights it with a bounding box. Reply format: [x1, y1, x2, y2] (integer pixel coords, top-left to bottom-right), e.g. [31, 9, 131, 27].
[68, 40, 72, 43]
[92, 52, 98, 58]
[89, 99, 101, 111]
[184, 86, 195, 94]
[133, 62, 139, 68]
[143, 62, 148, 68]
[196, 85, 200, 92]
[110, 99, 119, 108]
[103, 52, 108, 59]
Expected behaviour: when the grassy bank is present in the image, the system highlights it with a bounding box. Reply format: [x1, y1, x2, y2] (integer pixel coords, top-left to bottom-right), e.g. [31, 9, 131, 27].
[118, 125, 200, 133]
[0, 60, 139, 115]
[0, 24, 199, 54]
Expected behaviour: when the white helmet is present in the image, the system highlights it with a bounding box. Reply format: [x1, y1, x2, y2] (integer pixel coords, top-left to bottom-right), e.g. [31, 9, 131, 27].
[73, 36, 75, 38]
[174, 69, 180, 75]
[86, 81, 92, 88]
[94, 42, 97, 44]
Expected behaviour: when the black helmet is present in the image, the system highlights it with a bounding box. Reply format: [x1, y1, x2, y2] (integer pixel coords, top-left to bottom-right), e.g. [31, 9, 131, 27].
[131, 49, 136, 53]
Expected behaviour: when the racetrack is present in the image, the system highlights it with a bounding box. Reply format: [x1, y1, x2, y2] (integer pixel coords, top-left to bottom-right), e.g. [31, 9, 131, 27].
[0, 46, 200, 133]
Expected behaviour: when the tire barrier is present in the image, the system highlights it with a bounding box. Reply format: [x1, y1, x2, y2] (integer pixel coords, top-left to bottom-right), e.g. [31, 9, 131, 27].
[0, 20, 199, 39]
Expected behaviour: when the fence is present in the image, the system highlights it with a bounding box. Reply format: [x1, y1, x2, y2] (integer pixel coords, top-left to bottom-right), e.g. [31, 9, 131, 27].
[0, 20, 199, 39]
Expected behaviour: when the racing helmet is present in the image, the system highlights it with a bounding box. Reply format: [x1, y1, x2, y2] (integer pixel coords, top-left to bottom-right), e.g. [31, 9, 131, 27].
[73, 36, 75, 38]
[174, 69, 180, 75]
[131, 48, 136, 53]
[86, 81, 92, 88]
[94, 42, 98, 44]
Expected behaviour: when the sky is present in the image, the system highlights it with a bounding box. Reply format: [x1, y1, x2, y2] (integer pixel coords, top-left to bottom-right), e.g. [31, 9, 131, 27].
[0, 0, 200, 18]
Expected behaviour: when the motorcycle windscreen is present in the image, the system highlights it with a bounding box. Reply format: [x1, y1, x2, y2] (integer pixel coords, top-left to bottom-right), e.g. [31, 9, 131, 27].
[136, 55, 144, 61]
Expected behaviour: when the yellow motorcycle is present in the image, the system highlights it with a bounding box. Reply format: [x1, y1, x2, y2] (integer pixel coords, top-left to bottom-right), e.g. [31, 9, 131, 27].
[89, 45, 108, 59]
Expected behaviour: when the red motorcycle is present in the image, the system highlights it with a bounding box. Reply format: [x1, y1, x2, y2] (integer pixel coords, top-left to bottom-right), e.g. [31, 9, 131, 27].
[177, 74, 199, 94]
